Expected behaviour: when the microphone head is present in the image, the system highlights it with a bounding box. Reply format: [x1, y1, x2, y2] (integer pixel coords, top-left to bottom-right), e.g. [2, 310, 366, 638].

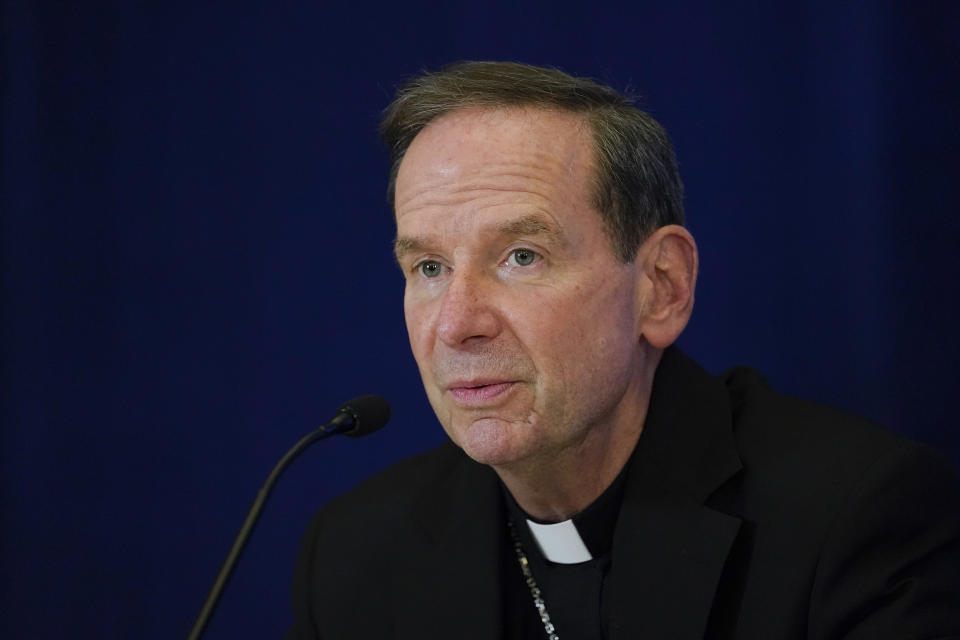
[335, 394, 391, 437]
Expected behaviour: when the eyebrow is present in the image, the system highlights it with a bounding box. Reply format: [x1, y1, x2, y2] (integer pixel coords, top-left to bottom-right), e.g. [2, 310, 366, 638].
[393, 236, 426, 264]
[393, 214, 565, 264]
[497, 214, 563, 241]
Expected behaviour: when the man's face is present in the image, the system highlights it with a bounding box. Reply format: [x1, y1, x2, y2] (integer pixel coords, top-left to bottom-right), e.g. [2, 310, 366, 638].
[394, 107, 650, 469]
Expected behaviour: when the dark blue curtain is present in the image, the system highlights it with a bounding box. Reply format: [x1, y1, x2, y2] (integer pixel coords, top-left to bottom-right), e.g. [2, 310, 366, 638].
[2, 1, 958, 638]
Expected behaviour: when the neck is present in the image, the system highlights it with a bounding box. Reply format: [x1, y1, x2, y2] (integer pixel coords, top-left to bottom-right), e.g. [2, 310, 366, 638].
[494, 347, 660, 521]
[495, 422, 643, 521]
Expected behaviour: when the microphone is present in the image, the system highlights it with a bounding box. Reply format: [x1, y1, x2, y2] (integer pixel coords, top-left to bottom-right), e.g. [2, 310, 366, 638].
[328, 394, 392, 438]
[187, 395, 391, 640]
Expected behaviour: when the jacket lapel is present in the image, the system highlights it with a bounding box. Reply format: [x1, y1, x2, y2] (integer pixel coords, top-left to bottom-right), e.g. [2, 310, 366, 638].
[607, 487, 742, 639]
[392, 451, 505, 640]
[608, 347, 744, 639]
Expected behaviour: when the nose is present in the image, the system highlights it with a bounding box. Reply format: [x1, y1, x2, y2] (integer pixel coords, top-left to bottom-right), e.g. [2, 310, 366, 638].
[435, 270, 502, 348]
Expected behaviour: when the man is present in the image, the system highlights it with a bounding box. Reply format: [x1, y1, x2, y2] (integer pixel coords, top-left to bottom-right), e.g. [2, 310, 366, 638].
[288, 62, 960, 639]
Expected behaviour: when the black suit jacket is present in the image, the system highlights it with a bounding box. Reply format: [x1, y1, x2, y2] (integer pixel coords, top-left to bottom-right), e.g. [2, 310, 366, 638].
[287, 348, 960, 639]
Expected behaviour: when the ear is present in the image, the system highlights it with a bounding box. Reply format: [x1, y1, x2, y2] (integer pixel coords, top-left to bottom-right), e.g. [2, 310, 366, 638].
[634, 225, 698, 348]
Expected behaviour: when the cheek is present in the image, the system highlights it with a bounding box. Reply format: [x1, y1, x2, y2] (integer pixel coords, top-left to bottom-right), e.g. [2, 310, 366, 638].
[521, 280, 638, 386]
[404, 296, 434, 368]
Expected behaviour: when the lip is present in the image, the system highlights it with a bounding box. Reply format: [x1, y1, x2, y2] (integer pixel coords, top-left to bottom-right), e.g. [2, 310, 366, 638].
[446, 380, 516, 405]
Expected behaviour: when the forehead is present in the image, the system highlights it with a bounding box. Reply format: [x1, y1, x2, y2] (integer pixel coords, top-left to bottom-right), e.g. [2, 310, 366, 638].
[394, 107, 596, 218]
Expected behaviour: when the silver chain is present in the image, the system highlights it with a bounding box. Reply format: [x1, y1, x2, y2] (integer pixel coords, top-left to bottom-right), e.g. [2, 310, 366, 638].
[507, 519, 560, 640]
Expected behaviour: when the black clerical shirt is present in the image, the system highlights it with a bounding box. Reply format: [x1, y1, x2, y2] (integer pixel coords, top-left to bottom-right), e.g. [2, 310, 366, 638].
[500, 463, 629, 639]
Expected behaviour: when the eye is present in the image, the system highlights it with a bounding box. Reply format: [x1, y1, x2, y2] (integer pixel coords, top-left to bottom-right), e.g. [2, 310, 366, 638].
[418, 260, 444, 278]
[508, 248, 540, 267]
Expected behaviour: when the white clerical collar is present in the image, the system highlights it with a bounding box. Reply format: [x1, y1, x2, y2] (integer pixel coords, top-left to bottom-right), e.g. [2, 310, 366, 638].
[525, 518, 593, 564]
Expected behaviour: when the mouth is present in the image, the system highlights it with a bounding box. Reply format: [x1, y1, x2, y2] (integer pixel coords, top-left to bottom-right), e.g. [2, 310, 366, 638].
[446, 380, 516, 405]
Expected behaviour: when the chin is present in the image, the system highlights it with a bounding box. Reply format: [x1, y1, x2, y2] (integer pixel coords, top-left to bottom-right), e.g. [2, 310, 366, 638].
[455, 417, 535, 467]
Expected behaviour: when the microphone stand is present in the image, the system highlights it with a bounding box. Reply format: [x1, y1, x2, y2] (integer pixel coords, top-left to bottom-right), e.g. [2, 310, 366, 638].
[186, 413, 354, 640]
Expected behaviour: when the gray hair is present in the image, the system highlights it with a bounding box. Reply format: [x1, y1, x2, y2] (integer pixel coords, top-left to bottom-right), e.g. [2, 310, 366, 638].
[380, 61, 685, 262]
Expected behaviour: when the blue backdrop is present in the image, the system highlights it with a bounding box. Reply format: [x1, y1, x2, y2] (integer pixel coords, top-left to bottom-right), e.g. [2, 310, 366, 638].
[2, 1, 958, 638]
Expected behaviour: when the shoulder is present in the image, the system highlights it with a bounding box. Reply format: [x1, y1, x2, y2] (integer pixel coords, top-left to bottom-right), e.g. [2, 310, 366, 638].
[709, 361, 960, 564]
[288, 442, 480, 623]
[720, 364, 940, 485]
[286, 443, 480, 638]
[719, 364, 960, 526]
[312, 440, 472, 528]
[708, 363, 960, 636]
